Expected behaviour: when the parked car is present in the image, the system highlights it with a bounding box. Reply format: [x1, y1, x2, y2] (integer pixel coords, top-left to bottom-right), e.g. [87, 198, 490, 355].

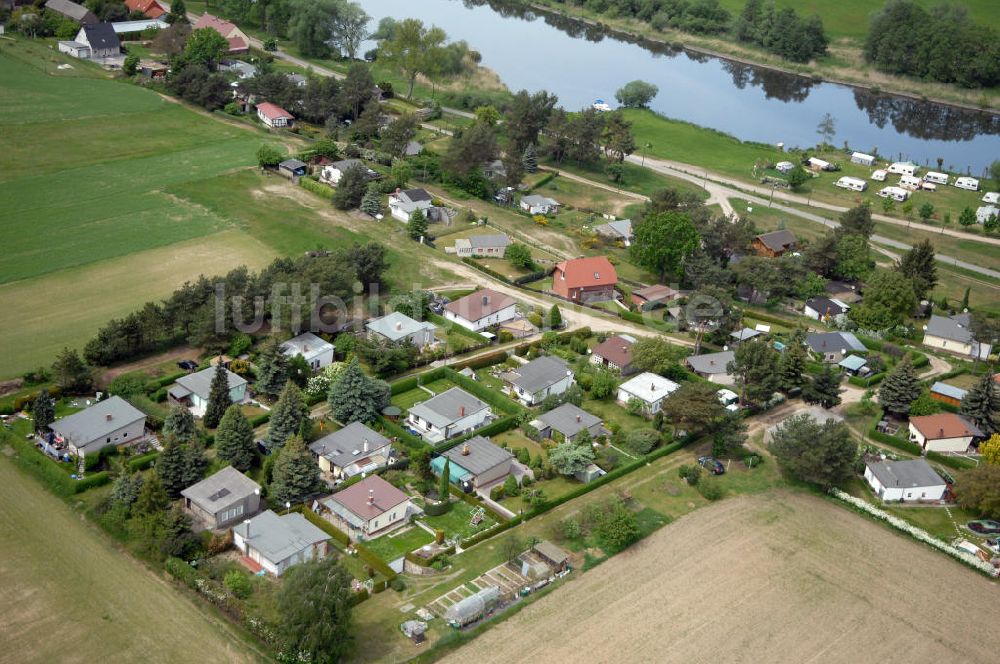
[256, 439, 273, 456]
[967, 520, 1000, 535]
[176, 360, 198, 371]
[698, 455, 725, 475]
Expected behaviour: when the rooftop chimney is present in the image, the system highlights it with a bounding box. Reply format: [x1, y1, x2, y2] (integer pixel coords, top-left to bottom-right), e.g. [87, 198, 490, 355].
[106, 414, 113, 422]
[575, 414, 581, 423]
[482, 295, 489, 306]
[395, 321, 403, 331]
[462, 443, 470, 456]
[363, 439, 369, 453]
[459, 406, 466, 417]
[368, 489, 374, 506]
[939, 428, 944, 438]
[650, 383, 656, 392]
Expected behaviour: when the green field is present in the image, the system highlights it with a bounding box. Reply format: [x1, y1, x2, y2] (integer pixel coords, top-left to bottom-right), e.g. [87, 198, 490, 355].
[0, 454, 265, 663]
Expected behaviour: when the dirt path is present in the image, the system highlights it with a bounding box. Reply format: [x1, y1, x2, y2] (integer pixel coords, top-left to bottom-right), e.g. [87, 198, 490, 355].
[98, 346, 201, 388]
[441, 491, 1000, 664]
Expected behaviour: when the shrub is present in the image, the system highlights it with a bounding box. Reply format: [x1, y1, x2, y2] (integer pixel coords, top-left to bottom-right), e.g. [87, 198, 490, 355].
[224, 570, 253, 599]
[560, 517, 582, 540]
[697, 478, 723, 501]
[678, 464, 701, 485]
[490, 484, 505, 501]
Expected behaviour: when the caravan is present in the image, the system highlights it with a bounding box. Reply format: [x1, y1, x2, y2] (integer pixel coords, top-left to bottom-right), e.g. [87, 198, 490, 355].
[954, 177, 979, 191]
[887, 162, 918, 176]
[806, 157, 833, 171]
[850, 152, 876, 167]
[923, 171, 948, 185]
[835, 176, 867, 192]
[877, 186, 910, 202]
[870, 169, 888, 182]
[899, 175, 922, 191]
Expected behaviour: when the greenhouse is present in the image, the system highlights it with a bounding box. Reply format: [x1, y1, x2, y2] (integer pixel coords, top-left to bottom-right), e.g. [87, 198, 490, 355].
[444, 586, 501, 628]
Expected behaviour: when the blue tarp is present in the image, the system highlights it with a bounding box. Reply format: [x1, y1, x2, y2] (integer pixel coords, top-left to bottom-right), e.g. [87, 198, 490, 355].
[430, 456, 472, 484]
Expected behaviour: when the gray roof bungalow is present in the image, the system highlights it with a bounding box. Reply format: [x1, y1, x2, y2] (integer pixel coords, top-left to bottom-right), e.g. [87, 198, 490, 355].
[278, 158, 307, 177]
[308, 422, 392, 478]
[685, 350, 736, 385]
[501, 356, 574, 406]
[729, 327, 763, 344]
[169, 367, 248, 412]
[452, 233, 512, 258]
[923, 313, 992, 360]
[181, 466, 261, 530]
[531, 403, 608, 443]
[280, 331, 335, 370]
[233, 510, 330, 576]
[864, 458, 947, 503]
[520, 194, 560, 215]
[45, 0, 98, 24]
[49, 396, 146, 457]
[406, 387, 494, 443]
[366, 311, 437, 348]
[594, 219, 633, 245]
[806, 331, 866, 362]
[388, 188, 434, 222]
[436, 435, 514, 490]
[804, 296, 850, 322]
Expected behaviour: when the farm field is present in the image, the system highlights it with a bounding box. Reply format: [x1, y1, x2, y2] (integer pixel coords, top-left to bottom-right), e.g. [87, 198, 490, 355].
[440, 491, 1000, 664]
[0, 455, 264, 664]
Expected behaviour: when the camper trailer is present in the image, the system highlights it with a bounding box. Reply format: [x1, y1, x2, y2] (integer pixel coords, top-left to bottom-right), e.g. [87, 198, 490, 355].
[983, 192, 999, 205]
[850, 152, 876, 167]
[835, 176, 867, 192]
[775, 161, 794, 174]
[806, 157, 832, 171]
[899, 175, 922, 191]
[954, 177, 979, 191]
[923, 171, 948, 185]
[878, 186, 910, 202]
[887, 162, 918, 176]
[871, 169, 888, 182]
[920, 181, 937, 192]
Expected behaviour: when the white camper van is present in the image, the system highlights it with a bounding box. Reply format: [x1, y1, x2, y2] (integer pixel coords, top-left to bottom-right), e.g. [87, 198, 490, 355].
[878, 186, 910, 202]
[835, 176, 867, 192]
[954, 177, 979, 191]
[983, 192, 1000, 205]
[887, 162, 918, 176]
[870, 169, 888, 182]
[775, 161, 795, 174]
[920, 181, 937, 192]
[807, 157, 832, 171]
[923, 171, 948, 185]
[899, 175, 922, 191]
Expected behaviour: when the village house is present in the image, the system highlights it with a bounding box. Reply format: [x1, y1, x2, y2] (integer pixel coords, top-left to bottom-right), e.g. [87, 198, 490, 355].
[805, 331, 867, 363]
[593, 219, 633, 246]
[590, 334, 635, 374]
[617, 372, 680, 416]
[482, 159, 507, 181]
[309, 422, 393, 479]
[908, 413, 983, 453]
[929, 381, 967, 407]
[320, 159, 374, 185]
[45, 0, 97, 24]
[804, 296, 851, 324]
[531, 403, 608, 443]
[752, 229, 797, 258]
[407, 387, 494, 443]
[434, 435, 515, 491]
[192, 13, 249, 53]
[323, 475, 413, 540]
[388, 188, 434, 223]
[501, 355, 574, 406]
[124, 0, 167, 19]
[630, 284, 680, 311]
[452, 233, 511, 258]
[443, 288, 519, 332]
[181, 466, 261, 530]
[48, 396, 146, 457]
[256, 102, 294, 129]
[685, 350, 736, 385]
[552, 256, 618, 304]
[922, 313, 992, 360]
[366, 311, 437, 348]
[520, 194, 560, 215]
[168, 366, 248, 414]
[280, 332, 335, 370]
[233, 510, 330, 576]
[864, 458, 947, 502]
[59, 22, 121, 60]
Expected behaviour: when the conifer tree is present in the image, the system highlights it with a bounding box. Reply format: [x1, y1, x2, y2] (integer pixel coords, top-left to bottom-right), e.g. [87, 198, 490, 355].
[163, 404, 197, 442]
[360, 184, 382, 217]
[134, 474, 169, 515]
[803, 364, 842, 409]
[895, 238, 937, 300]
[548, 304, 563, 330]
[878, 355, 921, 416]
[183, 438, 208, 487]
[438, 458, 451, 502]
[267, 381, 305, 449]
[215, 404, 256, 471]
[157, 435, 189, 498]
[269, 436, 322, 505]
[327, 357, 390, 424]
[31, 389, 55, 432]
[961, 374, 1000, 437]
[408, 208, 428, 240]
[255, 337, 289, 401]
[778, 330, 808, 391]
[203, 362, 231, 428]
[522, 143, 538, 173]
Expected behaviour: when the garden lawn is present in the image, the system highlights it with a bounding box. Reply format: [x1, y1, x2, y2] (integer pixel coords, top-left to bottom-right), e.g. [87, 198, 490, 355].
[582, 397, 650, 432]
[420, 499, 499, 540]
[391, 387, 433, 411]
[363, 525, 434, 562]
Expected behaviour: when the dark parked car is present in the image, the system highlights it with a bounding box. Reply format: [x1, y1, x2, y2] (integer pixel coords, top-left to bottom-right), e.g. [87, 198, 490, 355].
[256, 439, 273, 456]
[698, 455, 725, 475]
[967, 520, 1000, 535]
[176, 360, 198, 371]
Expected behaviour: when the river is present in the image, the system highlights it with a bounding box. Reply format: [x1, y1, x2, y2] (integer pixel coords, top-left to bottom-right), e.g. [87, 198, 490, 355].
[357, 0, 1000, 175]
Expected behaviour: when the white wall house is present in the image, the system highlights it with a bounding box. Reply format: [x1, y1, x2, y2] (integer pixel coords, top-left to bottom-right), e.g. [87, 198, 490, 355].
[256, 102, 293, 128]
[864, 459, 946, 503]
[616, 372, 680, 416]
[323, 475, 413, 540]
[500, 356, 574, 406]
[908, 414, 982, 453]
[280, 332, 335, 370]
[406, 387, 494, 443]
[443, 289, 518, 332]
[48, 396, 147, 457]
[169, 367, 248, 413]
[388, 188, 433, 222]
[233, 511, 329, 576]
[520, 195, 560, 215]
[922, 313, 992, 360]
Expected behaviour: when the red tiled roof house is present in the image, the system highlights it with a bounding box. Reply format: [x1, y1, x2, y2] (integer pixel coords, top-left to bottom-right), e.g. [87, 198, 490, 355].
[124, 0, 167, 19]
[256, 102, 294, 129]
[192, 13, 249, 53]
[552, 256, 618, 303]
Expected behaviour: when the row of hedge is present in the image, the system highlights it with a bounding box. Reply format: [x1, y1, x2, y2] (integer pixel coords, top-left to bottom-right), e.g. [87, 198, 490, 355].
[444, 367, 525, 416]
[926, 451, 978, 471]
[127, 451, 160, 472]
[6, 436, 110, 495]
[436, 416, 519, 452]
[5, 386, 62, 414]
[298, 176, 333, 199]
[426, 312, 491, 345]
[867, 425, 923, 455]
[376, 416, 426, 452]
[404, 545, 455, 567]
[296, 505, 351, 547]
[848, 372, 886, 387]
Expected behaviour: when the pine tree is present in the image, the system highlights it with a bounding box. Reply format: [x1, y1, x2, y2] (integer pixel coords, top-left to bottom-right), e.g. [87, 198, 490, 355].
[110, 470, 144, 512]
[961, 287, 971, 311]
[215, 404, 256, 471]
[52, 347, 93, 394]
[803, 365, 842, 409]
[327, 357, 390, 424]
[438, 458, 451, 502]
[360, 184, 382, 217]
[267, 381, 305, 449]
[408, 208, 428, 240]
[203, 362, 231, 428]
[778, 330, 808, 392]
[960, 374, 1000, 436]
[895, 238, 937, 299]
[548, 304, 563, 330]
[269, 436, 322, 505]
[522, 143, 538, 173]
[183, 439, 208, 487]
[157, 435, 189, 498]
[31, 389, 55, 432]
[878, 355, 921, 415]
[255, 337, 289, 401]
[163, 404, 197, 442]
[133, 474, 169, 515]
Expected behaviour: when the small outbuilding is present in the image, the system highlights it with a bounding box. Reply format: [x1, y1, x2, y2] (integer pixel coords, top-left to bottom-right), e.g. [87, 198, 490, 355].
[278, 159, 308, 178]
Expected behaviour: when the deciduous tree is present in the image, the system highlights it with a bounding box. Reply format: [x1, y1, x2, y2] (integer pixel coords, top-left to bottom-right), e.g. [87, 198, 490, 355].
[548, 441, 594, 475]
[376, 18, 447, 99]
[849, 270, 916, 330]
[728, 340, 780, 406]
[802, 364, 842, 409]
[277, 556, 353, 663]
[630, 211, 700, 281]
[615, 80, 658, 108]
[955, 465, 1000, 519]
[661, 381, 726, 433]
[769, 414, 856, 489]
[895, 238, 937, 299]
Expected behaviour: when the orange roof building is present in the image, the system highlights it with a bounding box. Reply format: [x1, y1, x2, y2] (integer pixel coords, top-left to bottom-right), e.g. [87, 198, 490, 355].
[908, 413, 983, 454]
[124, 0, 167, 19]
[552, 256, 618, 303]
[192, 13, 249, 53]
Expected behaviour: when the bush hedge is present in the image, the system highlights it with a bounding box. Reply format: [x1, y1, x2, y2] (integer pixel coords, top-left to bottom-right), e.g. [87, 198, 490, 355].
[926, 451, 977, 471]
[127, 451, 160, 472]
[450, 350, 509, 372]
[404, 545, 456, 567]
[299, 177, 333, 199]
[297, 506, 351, 546]
[848, 372, 886, 387]
[391, 376, 419, 395]
[867, 426, 923, 455]
[376, 416, 427, 452]
[6, 436, 110, 495]
[423, 499, 451, 516]
[436, 416, 519, 452]
[354, 541, 397, 582]
[442, 367, 524, 416]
